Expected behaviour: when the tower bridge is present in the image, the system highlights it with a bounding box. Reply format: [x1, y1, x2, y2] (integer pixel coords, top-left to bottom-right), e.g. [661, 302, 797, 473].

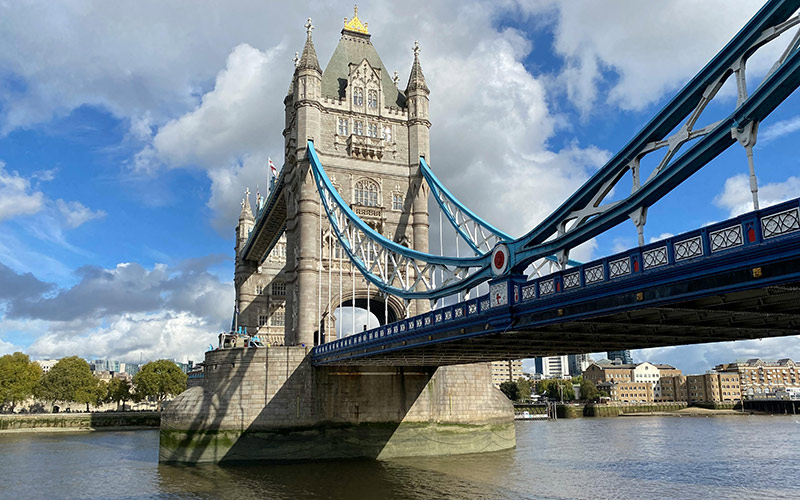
[161, 1, 800, 463]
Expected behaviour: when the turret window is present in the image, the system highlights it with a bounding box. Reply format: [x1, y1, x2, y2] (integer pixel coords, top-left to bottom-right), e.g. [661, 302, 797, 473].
[354, 179, 379, 207]
[271, 281, 286, 296]
[367, 123, 379, 138]
[383, 126, 392, 142]
[338, 118, 348, 135]
[368, 90, 378, 108]
[392, 193, 404, 210]
[354, 121, 364, 135]
[271, 307, 285, 327]
[353, 88, 364, 106]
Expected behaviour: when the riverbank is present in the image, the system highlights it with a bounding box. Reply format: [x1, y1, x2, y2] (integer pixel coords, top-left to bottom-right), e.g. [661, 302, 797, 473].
[0, 411, 160, 433]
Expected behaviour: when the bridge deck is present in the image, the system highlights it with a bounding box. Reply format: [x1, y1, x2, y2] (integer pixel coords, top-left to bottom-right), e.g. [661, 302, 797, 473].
[312, 198, 800, 366]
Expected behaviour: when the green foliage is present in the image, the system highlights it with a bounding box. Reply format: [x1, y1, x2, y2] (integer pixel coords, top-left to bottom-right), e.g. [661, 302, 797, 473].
[107, 378, 132, 410]
[133, 360, 187, 409]
[536, 378, 575, 401]
[0, 352, 42, 411]
[579, 378, 600, 401]
[38, 356, 99, 410]
[499, 381, 520, 401]
[516, 377, 532, 401]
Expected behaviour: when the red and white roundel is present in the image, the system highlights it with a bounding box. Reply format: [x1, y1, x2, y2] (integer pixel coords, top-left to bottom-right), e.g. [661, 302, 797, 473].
[491, 244, 509, 276]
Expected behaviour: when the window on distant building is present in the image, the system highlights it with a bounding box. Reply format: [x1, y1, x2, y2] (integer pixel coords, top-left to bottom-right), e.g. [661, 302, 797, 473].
[368, 90, 378, 108]
[383, 126, 392, 142]
[338, 118, 348, 135]
[353, 88, 363, 107]
[271, 281, 286, 296]
[368, 123, 379, 138]
[258, 315, 268, 327]
[354, 179, 379, 207]
[392, 193, 403, 210]
[271, 307, 285, 327]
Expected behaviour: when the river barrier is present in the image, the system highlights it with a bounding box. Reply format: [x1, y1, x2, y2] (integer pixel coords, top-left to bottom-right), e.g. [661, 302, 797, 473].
[0, 411, 160, 432]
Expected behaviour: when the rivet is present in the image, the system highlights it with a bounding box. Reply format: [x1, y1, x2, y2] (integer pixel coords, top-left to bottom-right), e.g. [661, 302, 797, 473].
[636, 292, 644, 301]
[752, 267, 762, 278]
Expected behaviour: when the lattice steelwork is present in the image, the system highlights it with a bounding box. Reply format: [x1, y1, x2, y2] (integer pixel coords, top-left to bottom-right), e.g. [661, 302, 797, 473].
[710, 226, 744, 252]
[609, 258, 631, 278]
[308, 142, 491, 299]
[512, 1, 800, 273]
[674, 236, 703, 261]
[762, 208, 800, 238]
[584, 265, 604, 285]
[643, 246, 669, 269]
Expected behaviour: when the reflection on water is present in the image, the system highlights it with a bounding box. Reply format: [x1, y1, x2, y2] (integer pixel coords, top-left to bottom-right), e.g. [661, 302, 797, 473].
[2, 416, 800, 499]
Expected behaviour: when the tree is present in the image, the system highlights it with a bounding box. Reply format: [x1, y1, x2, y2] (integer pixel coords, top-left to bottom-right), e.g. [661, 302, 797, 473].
[38, 356, 99, 411]
[133, 360, 187, 410]
[0, 352, 42, 412]
[499, 380, 520, 401]
[579, 378, 600, 401]
[536, 379, 575, 401]
[516, 377, 532, 401]
[107, 378, 132, 411]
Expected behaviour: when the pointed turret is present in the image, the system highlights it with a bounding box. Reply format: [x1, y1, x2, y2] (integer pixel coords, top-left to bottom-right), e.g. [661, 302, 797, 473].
[297, 18, 321, 74]
[406, 41, 429, 94]
[239, 187, 254, 222]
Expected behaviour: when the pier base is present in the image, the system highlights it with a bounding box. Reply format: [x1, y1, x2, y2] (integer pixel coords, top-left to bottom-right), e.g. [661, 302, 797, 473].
[159, 347, 514, 463]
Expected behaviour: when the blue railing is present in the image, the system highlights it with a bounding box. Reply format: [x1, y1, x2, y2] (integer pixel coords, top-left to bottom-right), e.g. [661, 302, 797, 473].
[311, 197, 800, 362]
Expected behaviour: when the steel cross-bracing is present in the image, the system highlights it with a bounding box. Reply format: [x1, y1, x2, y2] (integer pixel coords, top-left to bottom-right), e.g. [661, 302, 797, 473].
[308, 0, 800, 302]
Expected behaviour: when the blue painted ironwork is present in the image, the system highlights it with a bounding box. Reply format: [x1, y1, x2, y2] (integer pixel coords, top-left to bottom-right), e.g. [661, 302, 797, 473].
[312, 197, 800, 365]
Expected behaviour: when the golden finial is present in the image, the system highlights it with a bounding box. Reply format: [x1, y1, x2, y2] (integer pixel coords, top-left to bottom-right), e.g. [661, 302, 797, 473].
[343, 5, 369, 34]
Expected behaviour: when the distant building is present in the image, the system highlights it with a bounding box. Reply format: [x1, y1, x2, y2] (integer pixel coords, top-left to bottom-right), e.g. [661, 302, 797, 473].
[534, 355, 569, 378]
[607, 350, 633, 364]
[658, 373, 741, 404]
[568, 354, 592, 376]
[491, 360, 523, 388]
[35, 359, 59, 373]
[584, 361, 679, 403]
[715, 358, 800, 399]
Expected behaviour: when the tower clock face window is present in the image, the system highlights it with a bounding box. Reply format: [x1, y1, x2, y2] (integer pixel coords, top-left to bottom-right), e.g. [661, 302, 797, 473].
[368, 90, 378, 108]
[353, 88, 364, 106]
[354, 121, 363, 135]
[338, 118, 348, 135]
[354, 180, 379, 207]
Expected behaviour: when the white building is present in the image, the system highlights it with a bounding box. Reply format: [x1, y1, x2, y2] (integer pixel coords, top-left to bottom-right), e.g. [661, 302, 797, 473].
[35, 359, 59, 373]
[535, 355, 570, 378]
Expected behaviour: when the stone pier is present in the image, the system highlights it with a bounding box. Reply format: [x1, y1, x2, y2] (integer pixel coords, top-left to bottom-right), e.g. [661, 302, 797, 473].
[159, 347, 515, 463]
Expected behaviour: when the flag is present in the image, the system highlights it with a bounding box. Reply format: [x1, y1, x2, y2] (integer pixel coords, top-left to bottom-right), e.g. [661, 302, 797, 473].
[269, 157, 278, 178]
[268, 157, 278, 192]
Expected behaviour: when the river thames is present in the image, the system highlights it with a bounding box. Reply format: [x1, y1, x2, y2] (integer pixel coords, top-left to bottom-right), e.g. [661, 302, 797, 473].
[2, 416, 799, 499]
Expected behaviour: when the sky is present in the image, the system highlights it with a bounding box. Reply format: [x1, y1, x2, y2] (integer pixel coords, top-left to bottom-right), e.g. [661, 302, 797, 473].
[1, 1, 799, 374]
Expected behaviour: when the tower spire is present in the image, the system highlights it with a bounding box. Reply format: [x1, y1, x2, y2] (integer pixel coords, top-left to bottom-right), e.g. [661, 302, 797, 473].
[297, 18, 321, 73]
[239, 187, 254, 221]
[406, 41, 429, 94]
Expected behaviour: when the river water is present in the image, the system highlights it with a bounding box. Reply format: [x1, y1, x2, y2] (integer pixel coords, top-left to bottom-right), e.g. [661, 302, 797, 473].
[2, 416, 799, 499]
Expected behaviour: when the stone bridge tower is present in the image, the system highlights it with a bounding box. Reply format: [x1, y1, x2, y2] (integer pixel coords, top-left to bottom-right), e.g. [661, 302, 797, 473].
[283, 9, 431, 346]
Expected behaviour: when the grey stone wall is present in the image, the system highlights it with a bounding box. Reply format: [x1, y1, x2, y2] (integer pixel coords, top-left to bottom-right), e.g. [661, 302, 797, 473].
[160, 346, 514, 463]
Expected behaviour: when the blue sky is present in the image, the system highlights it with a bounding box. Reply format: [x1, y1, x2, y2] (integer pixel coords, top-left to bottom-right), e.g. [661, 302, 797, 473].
[1, 1, 799, 373]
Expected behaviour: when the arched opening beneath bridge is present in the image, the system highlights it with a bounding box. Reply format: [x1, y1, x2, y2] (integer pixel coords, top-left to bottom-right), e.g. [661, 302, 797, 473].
[323, 293, 405, 340]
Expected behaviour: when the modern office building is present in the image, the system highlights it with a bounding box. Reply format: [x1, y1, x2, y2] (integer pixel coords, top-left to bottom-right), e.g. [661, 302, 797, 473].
[491, 360, 523, 388]
[607, 350, 633, 364]
[534, 355, 570, 378]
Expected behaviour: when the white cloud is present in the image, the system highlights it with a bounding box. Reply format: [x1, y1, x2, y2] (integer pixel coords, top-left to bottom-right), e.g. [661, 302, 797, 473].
[0, 162, 45, 222]
[55, 199, 106, 229]
[0, 338, 20, 356]
[759, 115, 800, 145]
[714, 173, 800, 218]
[649, 232, 674, 244]
[636, 336, 800, 374]
[26, 311, 213, 364]
[523, 1, 774, 114]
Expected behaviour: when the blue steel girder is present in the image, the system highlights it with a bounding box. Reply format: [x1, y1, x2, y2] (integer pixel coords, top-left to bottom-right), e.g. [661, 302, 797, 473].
[420, 157, 581, 268]
[309, 142, 492, 299]
[511, 0, 800, 273]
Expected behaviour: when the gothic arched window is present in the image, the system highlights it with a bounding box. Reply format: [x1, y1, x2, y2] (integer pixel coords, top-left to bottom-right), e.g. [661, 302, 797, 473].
[338, 118, 348, 135]
[367, 90, 378, 108]
[353, 88, 364, 106]
[354, 179, 379, 207]
[354, 120, 363, 135]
